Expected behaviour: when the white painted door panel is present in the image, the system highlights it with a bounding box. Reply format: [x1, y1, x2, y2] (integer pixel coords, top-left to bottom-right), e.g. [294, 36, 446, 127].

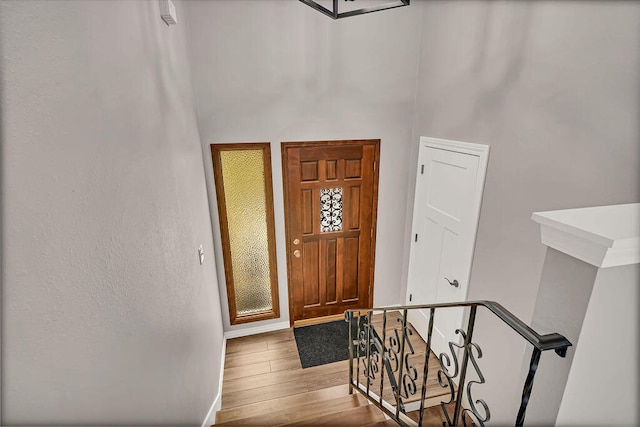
[407, 138, 488, 359]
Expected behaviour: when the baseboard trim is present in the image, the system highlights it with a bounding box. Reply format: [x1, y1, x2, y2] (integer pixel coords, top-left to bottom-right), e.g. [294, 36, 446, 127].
[202, 337, 227, 427]
[223, 320, 290, 339]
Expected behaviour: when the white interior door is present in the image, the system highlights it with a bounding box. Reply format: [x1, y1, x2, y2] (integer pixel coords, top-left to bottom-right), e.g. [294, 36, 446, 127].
[406, 137, 489, 358]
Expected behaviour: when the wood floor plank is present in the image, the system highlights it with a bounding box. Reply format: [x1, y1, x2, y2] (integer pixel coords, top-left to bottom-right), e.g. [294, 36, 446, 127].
[216, 384, 351, 424]
[282, 403, 386, 426]
[224, 347, 299, 369]
[219, 393, 366, 426]
[223, 361, 271, 382]
[226, 339, 268, 355]
[221, 368, 348, 409]
[223, 360, 347, 394]
[362, 419, 401, 427]
[267, 338, 298, 351]
[269, 356, 302, 372]
[225, 328, 293, 347]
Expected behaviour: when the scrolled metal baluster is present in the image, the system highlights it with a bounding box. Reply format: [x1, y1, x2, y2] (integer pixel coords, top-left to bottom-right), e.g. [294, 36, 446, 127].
[438, 330, 465, 425]
[366, 311, 372, 394]
[387, 327, 401, 373]
[418, 308, 435, 427]
[379, 310, 387, 406]
[359, 325, 369, 354]
[395, 309, 409, 417]
[461, 342, 490, 427]
[400, 326, 419, 400]
[347, 310, 354, 394]
[401, 356, 418, 398]
[452, 305, 478, 426]
[356, 312, 361, 390]
[384, 318, 402, 412]
[359, 327, 369, 386]
[364, 311, 380, 393]
[516, 348, 542, 426]
[369, 351, 380, 380]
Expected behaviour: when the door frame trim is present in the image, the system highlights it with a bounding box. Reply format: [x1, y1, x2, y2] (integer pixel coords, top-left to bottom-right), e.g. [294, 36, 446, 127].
[281, 139, 381, 326]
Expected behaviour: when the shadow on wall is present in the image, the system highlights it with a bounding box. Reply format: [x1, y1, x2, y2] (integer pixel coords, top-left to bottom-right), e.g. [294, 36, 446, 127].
[427, 2, 534, 136]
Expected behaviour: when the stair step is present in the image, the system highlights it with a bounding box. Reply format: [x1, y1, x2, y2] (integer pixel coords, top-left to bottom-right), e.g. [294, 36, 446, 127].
[217, 392, 369, 426]
[406, 403, 453, 425]
[281, 403, 387, 426]
[215, 384, 350, 424]
[361, 419, 399, 427]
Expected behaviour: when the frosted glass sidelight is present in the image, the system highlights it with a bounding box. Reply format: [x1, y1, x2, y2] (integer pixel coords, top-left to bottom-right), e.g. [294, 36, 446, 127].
[219, 149, 273, 316]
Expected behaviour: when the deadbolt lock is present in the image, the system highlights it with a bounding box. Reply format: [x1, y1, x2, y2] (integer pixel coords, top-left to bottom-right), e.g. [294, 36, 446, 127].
[293, 238, 300, 245]
[293, 249, 301, 258]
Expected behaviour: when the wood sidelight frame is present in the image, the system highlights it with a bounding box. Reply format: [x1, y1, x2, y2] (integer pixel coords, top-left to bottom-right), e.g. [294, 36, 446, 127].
[210, 143, 280, 325]
[281, 139, 380, 325]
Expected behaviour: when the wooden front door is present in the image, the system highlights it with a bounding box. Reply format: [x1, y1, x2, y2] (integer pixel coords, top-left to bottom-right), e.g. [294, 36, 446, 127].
[282, 140, 380, 323]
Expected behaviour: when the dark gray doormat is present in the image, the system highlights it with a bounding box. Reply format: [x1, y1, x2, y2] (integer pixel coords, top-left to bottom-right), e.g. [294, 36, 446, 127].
[293, 319, 352, 368]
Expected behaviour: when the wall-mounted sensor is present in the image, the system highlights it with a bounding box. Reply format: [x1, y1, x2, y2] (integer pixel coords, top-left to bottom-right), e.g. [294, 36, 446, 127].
[198, 245, 205, 265]
[160, 0, 177, 26]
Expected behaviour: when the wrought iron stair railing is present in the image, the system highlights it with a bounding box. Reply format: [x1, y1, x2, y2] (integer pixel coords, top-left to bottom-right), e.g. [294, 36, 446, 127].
[345, 301, 572, 427]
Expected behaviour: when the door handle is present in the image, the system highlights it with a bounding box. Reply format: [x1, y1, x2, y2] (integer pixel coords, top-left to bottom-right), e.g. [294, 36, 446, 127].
[445, 277, 459, 288]
[293, 249, 301, 258]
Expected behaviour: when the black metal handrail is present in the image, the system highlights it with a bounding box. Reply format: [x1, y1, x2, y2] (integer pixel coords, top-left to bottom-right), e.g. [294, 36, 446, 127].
[345, 300, 571, 427]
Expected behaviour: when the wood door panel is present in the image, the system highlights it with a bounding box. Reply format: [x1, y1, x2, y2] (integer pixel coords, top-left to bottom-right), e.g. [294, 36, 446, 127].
[325, 239, 338, 303]
[299, 145, 362, 162]
[283, 140, 380, 322]
[326, 160, 337, 180]
[302, 241, 319, 307]
[345, 159, 362, 179]
[301, 161, 319, 182]
[342, 236, 360, 301]
[348, 186, 361, 230]
[301, 189, 314, 235]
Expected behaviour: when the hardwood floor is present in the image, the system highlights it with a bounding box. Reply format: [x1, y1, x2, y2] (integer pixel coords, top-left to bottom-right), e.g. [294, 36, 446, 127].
[215, 313, 452, 426]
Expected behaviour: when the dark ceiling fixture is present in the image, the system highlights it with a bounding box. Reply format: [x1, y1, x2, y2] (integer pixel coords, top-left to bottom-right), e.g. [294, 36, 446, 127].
[299, 0, 409, 20]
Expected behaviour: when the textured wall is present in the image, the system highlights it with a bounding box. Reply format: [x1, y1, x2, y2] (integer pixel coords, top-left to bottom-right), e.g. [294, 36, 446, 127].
[404, 1, 640, 423]
[525, 249, 598, 425]
[0, 1, 224, 424]
[556, 263, 639, 426]
[185, 0, 423, 331]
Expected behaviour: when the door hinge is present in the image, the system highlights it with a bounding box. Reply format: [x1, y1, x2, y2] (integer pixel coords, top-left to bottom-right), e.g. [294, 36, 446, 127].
[409, 293, 413, 302]
[420, 164, 424, 174]
[414, 233, 418, 242]
[373, 161, 377, 171]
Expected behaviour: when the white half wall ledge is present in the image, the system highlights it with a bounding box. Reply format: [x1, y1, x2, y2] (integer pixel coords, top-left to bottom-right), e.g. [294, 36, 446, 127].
[532, 203, 640, 268]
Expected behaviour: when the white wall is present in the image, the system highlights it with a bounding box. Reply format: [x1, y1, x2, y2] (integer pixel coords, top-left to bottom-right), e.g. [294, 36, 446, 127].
[185, 0, 423, 331]
[525, 249, 598, 425]
[0, 1, 224, 424]
[556, 263, 639, 426]
[404, 1, 640, 423]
